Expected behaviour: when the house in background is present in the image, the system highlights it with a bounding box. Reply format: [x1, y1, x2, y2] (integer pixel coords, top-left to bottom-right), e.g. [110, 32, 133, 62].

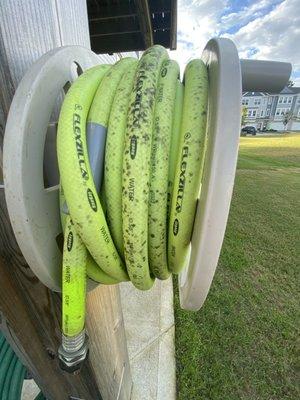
[242, 87, 300, 131]
[242, 92, 271, 130]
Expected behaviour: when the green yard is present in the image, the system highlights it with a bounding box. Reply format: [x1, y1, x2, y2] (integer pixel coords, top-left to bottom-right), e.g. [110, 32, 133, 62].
[174, 133, 300, 399]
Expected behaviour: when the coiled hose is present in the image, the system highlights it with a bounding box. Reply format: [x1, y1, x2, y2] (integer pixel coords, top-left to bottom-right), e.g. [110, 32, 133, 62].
[57, 45, 208, 338]
[0, 332, 45, 399]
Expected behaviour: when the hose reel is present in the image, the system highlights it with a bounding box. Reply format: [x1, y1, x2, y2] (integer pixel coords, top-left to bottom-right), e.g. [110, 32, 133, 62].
[3, 38, 291, 369]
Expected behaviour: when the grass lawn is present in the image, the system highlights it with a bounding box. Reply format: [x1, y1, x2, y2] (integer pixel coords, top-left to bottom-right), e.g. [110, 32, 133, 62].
[174, 133, 300, 399]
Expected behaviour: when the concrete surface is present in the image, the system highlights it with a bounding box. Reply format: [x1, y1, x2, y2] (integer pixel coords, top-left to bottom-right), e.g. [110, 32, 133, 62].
[21, 379, 40, 399]
[22, 278, 176, 400]
[120, 278, 176, 400]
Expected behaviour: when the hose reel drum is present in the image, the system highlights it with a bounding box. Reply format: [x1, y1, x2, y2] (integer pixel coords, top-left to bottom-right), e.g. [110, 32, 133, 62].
[3, 38, 291, 310]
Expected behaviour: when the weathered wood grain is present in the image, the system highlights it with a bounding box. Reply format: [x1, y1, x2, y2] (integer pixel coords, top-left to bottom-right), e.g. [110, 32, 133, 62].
[86, 285, 132, 400]
[0, 243, 101, 400]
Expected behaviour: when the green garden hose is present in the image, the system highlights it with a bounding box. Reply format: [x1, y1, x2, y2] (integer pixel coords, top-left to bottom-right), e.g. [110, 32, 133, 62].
[0, 331, 45, 400]
[57, 45, 208, 340]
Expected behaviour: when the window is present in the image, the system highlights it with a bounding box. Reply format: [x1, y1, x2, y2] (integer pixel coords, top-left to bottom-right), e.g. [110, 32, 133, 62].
[278, 96, 283, 103]
[287, 97, 292, 104]
[247, 110, 256, 117]
[261, 110, 264, 117]
[283, 97, 287, 104]
[242, 99, 249, 105]
[266, 109, 270, 116]
[276, 108, 291, 117]
[254, 99, 261, 105]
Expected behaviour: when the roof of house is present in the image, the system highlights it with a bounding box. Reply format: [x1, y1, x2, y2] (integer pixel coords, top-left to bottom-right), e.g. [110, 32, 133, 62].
[87, 0, 177, 54]
[243, 92, 269, 97]
[286, 86, 300, 94]
[279, 86, 297, 94]
[243, 87, 300, 97]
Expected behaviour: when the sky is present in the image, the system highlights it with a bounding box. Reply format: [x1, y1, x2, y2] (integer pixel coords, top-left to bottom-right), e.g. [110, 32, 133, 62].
[170, 0, 300, 85]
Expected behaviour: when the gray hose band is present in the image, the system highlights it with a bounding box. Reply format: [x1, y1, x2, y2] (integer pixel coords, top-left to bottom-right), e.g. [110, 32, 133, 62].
[62, 122, 107, 215]
[86, 122, 107, 193]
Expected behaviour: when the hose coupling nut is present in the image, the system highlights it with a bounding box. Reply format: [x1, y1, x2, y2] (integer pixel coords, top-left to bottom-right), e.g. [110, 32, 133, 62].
[58, 330, 89, 373]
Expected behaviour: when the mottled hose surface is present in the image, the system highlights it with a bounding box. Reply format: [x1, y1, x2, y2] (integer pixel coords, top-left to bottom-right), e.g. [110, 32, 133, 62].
[57, 46, 208, 337]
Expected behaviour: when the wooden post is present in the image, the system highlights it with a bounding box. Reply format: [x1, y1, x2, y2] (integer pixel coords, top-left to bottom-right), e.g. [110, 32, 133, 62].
[0, 1, 132, 399]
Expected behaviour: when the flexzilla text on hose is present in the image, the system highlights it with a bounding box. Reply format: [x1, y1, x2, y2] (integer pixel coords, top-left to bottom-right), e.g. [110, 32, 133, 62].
[57, 45, 208, 337]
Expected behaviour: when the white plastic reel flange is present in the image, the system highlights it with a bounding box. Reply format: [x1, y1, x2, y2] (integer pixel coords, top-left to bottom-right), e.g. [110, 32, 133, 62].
[179, 38, 242, 310]
[3, 46, 101, 292]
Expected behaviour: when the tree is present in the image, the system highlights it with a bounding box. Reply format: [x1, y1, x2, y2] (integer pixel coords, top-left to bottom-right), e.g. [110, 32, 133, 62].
[283, 111, 293, 131]
[241, 106, 248, 126]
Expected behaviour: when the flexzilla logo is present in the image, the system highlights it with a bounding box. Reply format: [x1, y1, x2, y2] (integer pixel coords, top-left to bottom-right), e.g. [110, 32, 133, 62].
[73, 107, 89, 181]
[67, 231, 73, 252]
[173, 218, 179, 236]
[130, 135, 137, 159]
[161, 66, 168, 77]
[175, 146, 189, 213]
[87, 188, 97, 212]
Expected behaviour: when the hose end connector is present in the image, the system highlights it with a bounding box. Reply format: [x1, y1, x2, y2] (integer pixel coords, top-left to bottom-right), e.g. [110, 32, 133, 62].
[58, 330, 89, 373]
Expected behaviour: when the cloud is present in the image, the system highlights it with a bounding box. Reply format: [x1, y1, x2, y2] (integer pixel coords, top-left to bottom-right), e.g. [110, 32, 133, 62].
[294, 78, 300, 85]
[225, 0, 300, 70]
[292, 71, 300, 86]
[220, 0, 282, 32]
[170, 0, 300, 85]
[169, 0, 227, 70]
